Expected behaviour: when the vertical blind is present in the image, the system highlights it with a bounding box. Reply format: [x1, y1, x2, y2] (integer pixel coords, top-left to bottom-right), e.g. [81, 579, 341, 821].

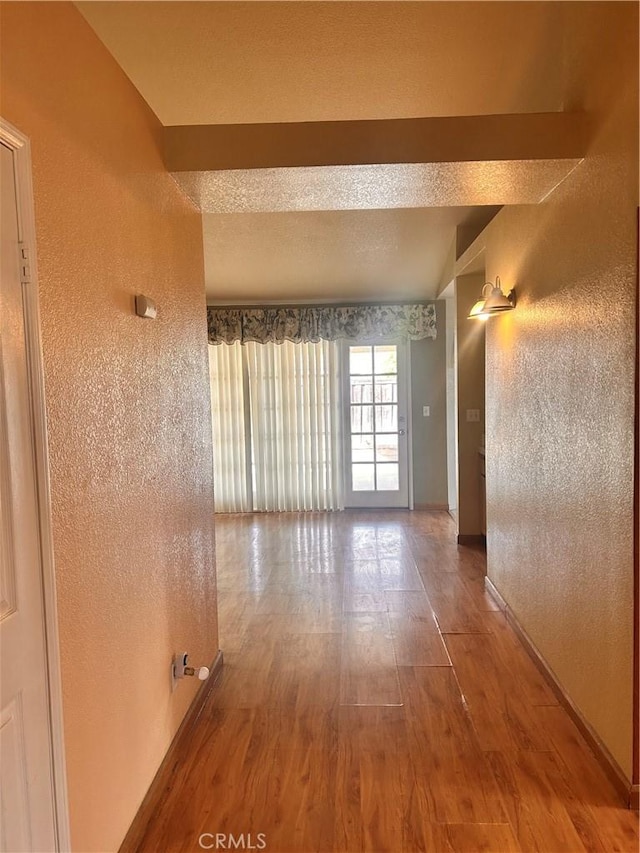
[209, 340, 343, 512]
[208, 342, 251, 512]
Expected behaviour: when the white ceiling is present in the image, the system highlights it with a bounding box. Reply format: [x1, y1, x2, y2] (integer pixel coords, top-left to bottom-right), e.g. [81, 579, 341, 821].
[203, 207, 499, 303]
[76, 2, 575, 304]
[76, 2, 566, 126]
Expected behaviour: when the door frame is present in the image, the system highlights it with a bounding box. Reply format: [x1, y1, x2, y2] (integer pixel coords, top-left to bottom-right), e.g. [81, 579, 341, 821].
[340, 337, 413, 509]
[632, 207, 639, 806]
[1, 117, 71, 851]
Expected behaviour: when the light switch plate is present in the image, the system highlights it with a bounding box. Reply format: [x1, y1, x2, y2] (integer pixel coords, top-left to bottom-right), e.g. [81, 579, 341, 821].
[466, 409, 481, 422]
[423, 406, 430, 417]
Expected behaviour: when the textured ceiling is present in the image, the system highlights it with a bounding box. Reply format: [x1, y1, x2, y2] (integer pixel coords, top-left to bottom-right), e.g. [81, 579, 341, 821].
[76, 1, 577, 304]
[203, 207, 500, 303]
[76, 1, 566, 126]
[175, 160, 581, 214]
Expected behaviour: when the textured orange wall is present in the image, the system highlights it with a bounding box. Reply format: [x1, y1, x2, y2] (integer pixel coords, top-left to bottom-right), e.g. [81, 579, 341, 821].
[455, 274, 486, 537]
[0, 4, 218, 850]
[481, 3, 638, 778]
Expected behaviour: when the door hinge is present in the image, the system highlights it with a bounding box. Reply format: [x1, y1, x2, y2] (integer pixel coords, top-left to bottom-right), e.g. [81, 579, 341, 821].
[18, 242, 31, 284]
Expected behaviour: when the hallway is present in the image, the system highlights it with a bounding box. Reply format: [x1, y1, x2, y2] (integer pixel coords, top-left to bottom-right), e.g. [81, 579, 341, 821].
[133, 512, 638, 852]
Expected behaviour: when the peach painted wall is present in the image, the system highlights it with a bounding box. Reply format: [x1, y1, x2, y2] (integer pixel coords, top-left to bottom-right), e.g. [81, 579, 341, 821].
[0, 4, 218, 850]
[476, 3, 638, 778]
[455, 274, 486, 538]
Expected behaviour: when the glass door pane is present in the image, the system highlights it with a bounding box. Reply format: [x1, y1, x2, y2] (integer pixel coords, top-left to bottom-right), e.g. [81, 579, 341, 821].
[342, 342, 409, 508]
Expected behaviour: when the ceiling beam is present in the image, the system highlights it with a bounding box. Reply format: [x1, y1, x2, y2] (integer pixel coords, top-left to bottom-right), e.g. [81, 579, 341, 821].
[172, 159, 582, 214]
[164, 112, 591, 172]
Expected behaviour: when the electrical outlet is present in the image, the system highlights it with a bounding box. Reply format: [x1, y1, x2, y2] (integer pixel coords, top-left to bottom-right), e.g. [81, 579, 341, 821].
[423, 406, 430, 417]
[466, 409, 481, 422]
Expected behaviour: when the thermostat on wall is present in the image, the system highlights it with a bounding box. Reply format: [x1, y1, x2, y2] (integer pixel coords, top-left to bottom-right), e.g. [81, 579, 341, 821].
[135, 294, 157, 319]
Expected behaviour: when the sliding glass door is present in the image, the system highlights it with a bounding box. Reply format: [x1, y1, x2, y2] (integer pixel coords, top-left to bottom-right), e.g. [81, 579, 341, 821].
[342, 341, 409, 508]
[209, 339, 343, 512]
[210, 338, 410, 512]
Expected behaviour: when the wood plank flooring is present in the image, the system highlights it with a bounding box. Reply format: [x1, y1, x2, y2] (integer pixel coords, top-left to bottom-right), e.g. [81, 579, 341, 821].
[133, 511, 638, 852]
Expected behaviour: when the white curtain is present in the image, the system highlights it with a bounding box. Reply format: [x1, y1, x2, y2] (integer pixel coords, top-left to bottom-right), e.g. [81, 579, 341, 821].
[208, 342, 251, 512]
[246, 340, 342, 511]
[208, 340, 343, 512]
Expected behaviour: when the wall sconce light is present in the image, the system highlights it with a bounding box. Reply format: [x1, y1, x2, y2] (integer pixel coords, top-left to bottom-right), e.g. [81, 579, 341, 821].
[467, 276, 516, 320]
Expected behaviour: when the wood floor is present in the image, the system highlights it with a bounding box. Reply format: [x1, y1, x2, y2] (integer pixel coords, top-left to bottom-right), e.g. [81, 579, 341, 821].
[135, 511, 638, 852]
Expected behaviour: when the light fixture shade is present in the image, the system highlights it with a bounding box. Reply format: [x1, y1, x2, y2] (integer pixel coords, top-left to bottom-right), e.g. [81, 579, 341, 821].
[467, 298, 487, 319]
[482, 286, 514, 314]
[467, 277, 515, 319]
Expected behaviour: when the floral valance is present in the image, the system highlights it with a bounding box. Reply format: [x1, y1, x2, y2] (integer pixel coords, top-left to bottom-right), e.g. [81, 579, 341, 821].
[207, 303, 437, 345]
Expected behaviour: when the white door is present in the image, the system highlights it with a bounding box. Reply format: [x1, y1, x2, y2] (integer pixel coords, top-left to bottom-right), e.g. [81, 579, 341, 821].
[342, 341, 410, 508]
[0, 142, 58, 852]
